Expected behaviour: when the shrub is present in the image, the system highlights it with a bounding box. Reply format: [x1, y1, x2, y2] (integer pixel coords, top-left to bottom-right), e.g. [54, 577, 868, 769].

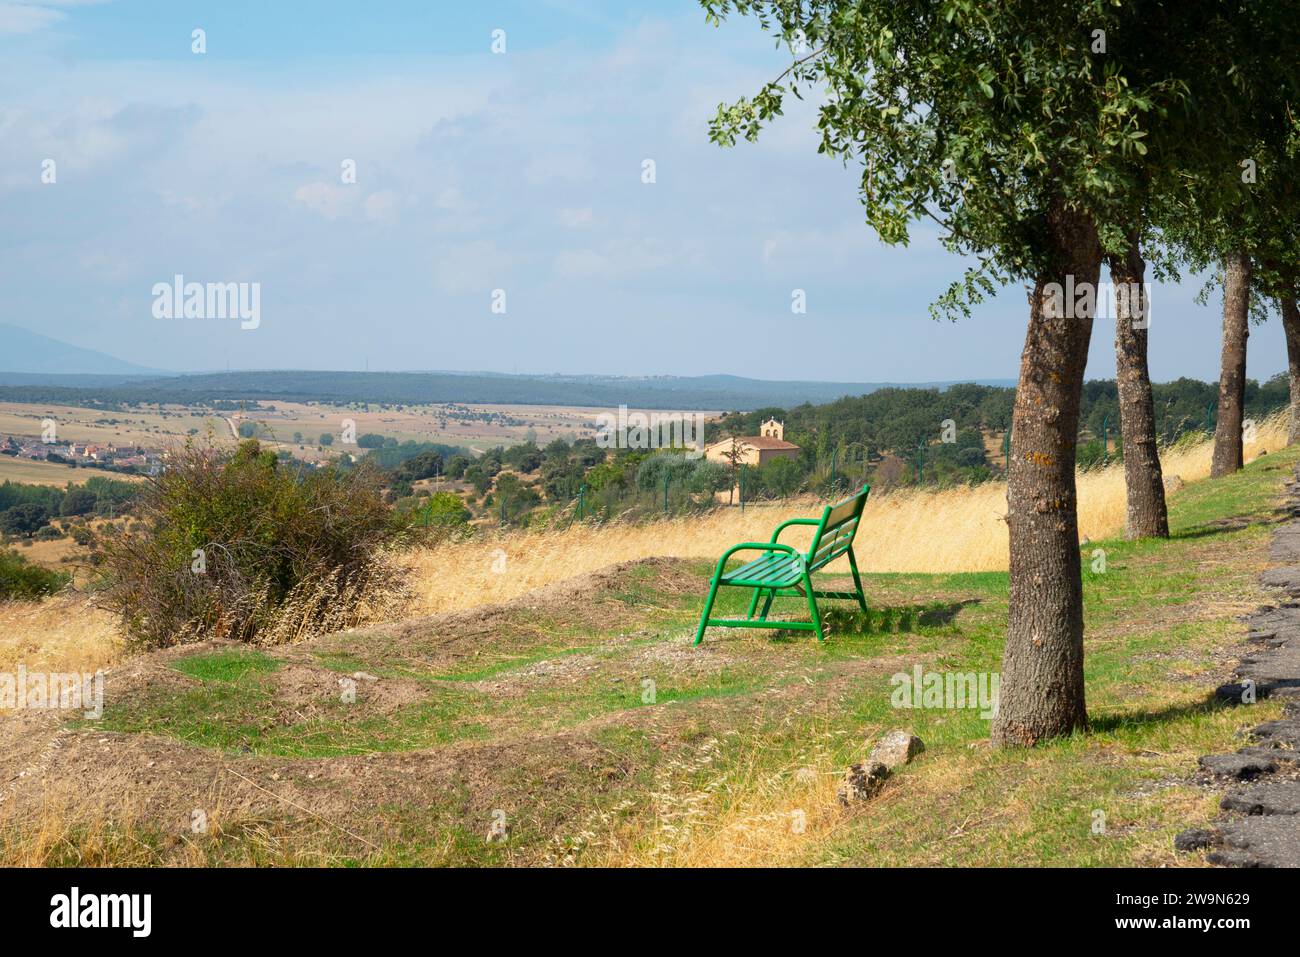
[60, 487, 98, 517]
[412, 492, 471, 535]
[69, 525, 97, 547]
[0, 503, 50, 538]
[99, 440, 405, 649]
[0, 548, 69, 599]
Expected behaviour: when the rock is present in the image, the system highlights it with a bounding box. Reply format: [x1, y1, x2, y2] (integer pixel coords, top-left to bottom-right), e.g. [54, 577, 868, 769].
[869, 730, 926, 770]
[1249, 719, 1300, 749]
[1174, 828, 1217, 852]
[837, 760, 888, 806]
[1221, 780, 1300, 816]
[1164, 474, 1185, 494]
[352, 671, 379, 682]
[1214, 682, 1256, 705]
[1209, 816, 1300, 868]
[1261, 567, 1300, 596]
[1198, 752, 1277, 779]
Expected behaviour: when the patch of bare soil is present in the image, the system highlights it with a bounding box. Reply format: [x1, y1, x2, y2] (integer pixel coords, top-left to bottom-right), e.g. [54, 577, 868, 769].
[268, 663, 427, 718]
[305, 557, 704, 674]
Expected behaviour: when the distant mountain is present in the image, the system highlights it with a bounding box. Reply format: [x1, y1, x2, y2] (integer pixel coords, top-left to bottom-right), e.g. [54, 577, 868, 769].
[0, 323, 170, 376]
[0, 367, 1016, 412]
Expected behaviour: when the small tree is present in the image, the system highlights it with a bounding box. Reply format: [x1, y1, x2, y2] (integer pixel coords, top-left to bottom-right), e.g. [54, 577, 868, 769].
[717, 436, 748, 505]
[100, 440, 401, 649]
[0, 503, 50, 538]
[761, 456, 802, 499]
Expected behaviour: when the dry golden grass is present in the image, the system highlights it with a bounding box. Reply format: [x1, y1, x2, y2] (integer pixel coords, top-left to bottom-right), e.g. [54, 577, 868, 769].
[400, 415, 1292, 616]
[0, 596, 123, 676]
[4, 416, 1287, 678]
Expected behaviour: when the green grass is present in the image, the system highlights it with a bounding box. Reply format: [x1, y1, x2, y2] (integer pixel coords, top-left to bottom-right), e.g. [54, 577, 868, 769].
[42, 444, 1300, 866]
[173, 649, 281, 682]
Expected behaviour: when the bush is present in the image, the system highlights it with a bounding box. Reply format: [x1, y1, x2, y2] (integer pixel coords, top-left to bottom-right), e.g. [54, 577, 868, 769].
[414, 492, 471, 529]
[100, 440, 404, 649]
[0, 548, 68, 599]
[60, 487, 98, 517]
[0, 503, 50, 538]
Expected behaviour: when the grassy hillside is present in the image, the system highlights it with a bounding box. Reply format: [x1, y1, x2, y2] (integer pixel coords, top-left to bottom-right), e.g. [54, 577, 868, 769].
[1, 440, 1293, 866]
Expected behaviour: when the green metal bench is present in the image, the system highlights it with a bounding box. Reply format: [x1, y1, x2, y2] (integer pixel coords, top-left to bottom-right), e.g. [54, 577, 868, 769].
[694, 485, 870, 645]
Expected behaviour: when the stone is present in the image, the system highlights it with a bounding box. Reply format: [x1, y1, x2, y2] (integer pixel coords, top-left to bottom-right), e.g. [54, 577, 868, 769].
[869, 730, 926, 770]
[1249, 719, 1300, 749]
[1261, 567, 1300, 596]
[1214, 682, 1258, 705]
[1209, 817, 1300, 868]
[1174, 828, 1217, 852]
[1199, 752, 1277, 779]
[837, 760, 888, 806]
[1221, 780, 1300, 816]
[1164, 474, 1185, 494]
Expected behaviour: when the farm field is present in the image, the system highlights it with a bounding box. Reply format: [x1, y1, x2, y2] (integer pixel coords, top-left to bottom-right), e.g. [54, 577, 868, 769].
[0, 399, 720, 465]
[0, 455, 144, 487]
[2, 441, 1293, 866]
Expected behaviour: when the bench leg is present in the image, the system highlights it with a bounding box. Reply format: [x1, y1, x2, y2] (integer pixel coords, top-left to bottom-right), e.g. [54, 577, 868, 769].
[758, 588, 775, 621]
[746, 587, 763, 619]
[694, 565, 724, 646]
[847, 548, 869, 614]
[802, 569, 825, 642]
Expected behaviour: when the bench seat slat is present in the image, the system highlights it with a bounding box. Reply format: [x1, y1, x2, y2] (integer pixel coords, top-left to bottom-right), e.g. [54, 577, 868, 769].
[722, 551, 803, 587]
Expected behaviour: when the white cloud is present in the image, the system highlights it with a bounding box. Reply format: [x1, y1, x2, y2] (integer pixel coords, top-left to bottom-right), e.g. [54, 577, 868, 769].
[363, 189, 399, 224]
[0, 0, 110, 37]
[433, 240, 511, 295]
[556, 206, 594, 228]
[293, 181, 347, 219]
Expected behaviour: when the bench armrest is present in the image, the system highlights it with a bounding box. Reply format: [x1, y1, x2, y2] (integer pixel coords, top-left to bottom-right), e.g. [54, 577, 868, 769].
[713, 541, 803, 572]
[770, 518, 819, 546]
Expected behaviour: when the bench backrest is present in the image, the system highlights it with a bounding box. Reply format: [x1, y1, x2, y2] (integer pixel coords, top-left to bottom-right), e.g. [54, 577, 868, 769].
[806, 485, 870, 570]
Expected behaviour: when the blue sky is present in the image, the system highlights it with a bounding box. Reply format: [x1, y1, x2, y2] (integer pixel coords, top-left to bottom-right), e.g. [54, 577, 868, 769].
[0, 0, 1287, 384]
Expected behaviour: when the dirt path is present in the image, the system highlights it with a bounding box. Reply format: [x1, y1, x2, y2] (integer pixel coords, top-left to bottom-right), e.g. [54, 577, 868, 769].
[1177, 463, 1300, 867]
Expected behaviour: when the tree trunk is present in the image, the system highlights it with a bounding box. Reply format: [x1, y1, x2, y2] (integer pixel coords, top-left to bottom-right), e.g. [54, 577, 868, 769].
[1281, 294, 1300, 446]
[992, 201, 1099, 747]
[1211, 252, 1251, 477]
[1109, 237, 1168, 539]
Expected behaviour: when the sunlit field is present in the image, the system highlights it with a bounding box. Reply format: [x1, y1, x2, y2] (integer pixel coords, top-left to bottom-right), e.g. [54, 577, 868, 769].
[5, 415, 1289, 676]
[399, 414, 1291, 617]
